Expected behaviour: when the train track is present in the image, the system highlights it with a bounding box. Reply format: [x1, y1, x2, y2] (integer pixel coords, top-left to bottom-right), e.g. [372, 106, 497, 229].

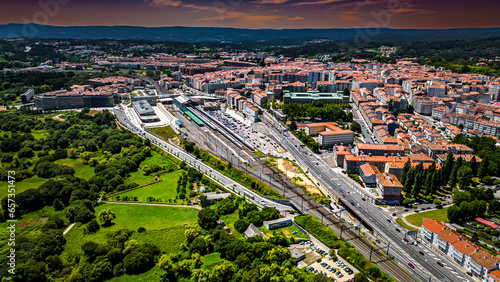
[186, 110, 419, 281]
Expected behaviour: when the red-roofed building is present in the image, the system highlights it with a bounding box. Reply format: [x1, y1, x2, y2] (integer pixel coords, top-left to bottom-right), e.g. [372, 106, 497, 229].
[359, 163, 379, 186]
[375, 172, 402, 202]
[422, 218, 500, 280]
[475, 218, 499, 230]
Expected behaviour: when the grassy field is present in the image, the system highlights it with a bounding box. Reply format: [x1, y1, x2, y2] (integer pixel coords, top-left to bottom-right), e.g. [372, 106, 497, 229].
[202, 253, 224, 271]
[141, 151, 176, 169]
[94, 204, 199, 231]
[259, 224, 308, 240]
[129, 226, 187, 253]
[63, 224, 113, 256]
[396, 218, 417, 231]
[126, 169, 157, 186]
[219, 210, 244, 238]
[31, 129, 50, 140]
[150, 126, 177, 140]
[55, 158, 96, 180]
[405, 207, 449, 227]
[0, 176, 47, 200]
[106, 266, 166, 282]
[120, 170, 183, 201]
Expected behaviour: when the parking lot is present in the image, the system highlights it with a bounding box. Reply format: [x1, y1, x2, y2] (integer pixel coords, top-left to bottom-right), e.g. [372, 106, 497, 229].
[294, 241, 356, 282]
[208, 110, 286, 157]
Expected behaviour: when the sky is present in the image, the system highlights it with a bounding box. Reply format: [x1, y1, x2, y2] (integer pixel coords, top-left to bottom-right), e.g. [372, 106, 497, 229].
[2, 0, 500, 29]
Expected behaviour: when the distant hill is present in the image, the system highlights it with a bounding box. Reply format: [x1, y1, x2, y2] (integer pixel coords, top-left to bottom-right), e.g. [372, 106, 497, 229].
[1, 24, 500, 43]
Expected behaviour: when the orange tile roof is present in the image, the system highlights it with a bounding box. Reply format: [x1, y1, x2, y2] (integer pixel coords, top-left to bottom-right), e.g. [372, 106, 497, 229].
[469, 250, 498, 269]
[376, 173, 402, 188]
[360, 163, 380, 176]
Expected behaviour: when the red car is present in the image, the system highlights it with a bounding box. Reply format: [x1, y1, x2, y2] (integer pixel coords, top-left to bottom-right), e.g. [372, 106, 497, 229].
[408, 262, 414, 268]
[403, 238, 408, 242]
[342, 194, 345, 197]
[361, 184, 365, 188]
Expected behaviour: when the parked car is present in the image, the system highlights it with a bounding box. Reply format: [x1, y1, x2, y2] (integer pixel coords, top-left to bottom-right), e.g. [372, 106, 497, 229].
[408, 262, 415, 268]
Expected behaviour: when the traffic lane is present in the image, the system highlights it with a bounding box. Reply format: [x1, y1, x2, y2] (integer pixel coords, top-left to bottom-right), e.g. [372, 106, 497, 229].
[292, 151, 451, 280]
[264, 115, 451, 280]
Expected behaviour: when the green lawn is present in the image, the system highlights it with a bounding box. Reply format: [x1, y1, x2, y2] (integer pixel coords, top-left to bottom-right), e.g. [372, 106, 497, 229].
[129, 226, 187, 254]
[140, 151, 176, 170]
[126, 170, 157, 186]
[219, 210, 244, 239]
[259, 224, 308, 240]
[94, 204, 199, 231]
[395, 218, 417, 231]
[120, 170, 183, 201]
[31, 130, 50, 140]
[150, 126, 177, 140]
[202, 253, 224, 271]
[106, 266, 165, 282]
[0, 176, 47, 200]
[55, 158, 95, 180]
[405, 207, 449, 227]
[63, 224, 113, 256]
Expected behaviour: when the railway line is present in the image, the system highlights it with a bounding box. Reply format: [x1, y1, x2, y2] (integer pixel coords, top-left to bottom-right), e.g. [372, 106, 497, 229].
[186, 111, 419, 281]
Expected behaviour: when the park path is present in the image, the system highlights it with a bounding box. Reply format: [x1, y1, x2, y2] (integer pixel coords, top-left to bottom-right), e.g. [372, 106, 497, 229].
[103, 201, 202, 210]
[63, 223, 76, 236]
[399, 212, 421, 230]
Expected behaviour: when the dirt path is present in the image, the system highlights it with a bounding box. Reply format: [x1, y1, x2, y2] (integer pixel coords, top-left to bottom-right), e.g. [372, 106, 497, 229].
[63, 223, 76, 236]
[52, 114, 65, 121]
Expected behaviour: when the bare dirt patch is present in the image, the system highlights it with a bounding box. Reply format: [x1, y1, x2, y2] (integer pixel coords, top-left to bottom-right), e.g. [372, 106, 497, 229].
[18, 217, 48, 228]
[275, 158, 321, 195]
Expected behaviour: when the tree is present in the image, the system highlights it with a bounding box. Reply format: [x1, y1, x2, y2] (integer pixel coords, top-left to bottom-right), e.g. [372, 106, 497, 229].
[350, 121, 361, 133]
[453, 191, 471, 205]
[469, 156, 478, 176]
[442, 152, 454, 182]
[260, 207, 280, 221]
[157, 254, 176, 281]
[86, 219, 100, 234]
[412, 172, 424, 198]
[354, 272, 370, 282]
[449, 157, 464, 188]
[210, 260, 234, 282]
[198, 208, 218, 230]
[289, 120, 297, 131]
[406, 104, 414, 114]
[477, 155, 489, 178]
[430, 171, 441, 195]
[18, 147, 34, 158]
[53, 198, 64, 211]
[447, 205, 462, 223]
[234, 219, 250, 233]
[199, 195, 210, 208]
[98, 209, 116, 226]
[400, 160, 411, 186]
[433, 199, 442, 206]
[190, 236, 208, 255]
[457, 166, 473, 188]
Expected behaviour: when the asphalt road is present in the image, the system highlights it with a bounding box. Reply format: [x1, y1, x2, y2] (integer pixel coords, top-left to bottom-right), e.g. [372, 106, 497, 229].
[112, 106, 291, 211]
[259, 111, 470, 282]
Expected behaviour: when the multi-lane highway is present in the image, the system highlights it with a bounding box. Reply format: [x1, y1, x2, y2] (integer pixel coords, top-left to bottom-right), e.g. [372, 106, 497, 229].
[260, 111, 471, 282]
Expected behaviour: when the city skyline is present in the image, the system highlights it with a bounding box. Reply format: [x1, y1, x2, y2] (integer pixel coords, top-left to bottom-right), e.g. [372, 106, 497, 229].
[3, 0, 500, 29]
